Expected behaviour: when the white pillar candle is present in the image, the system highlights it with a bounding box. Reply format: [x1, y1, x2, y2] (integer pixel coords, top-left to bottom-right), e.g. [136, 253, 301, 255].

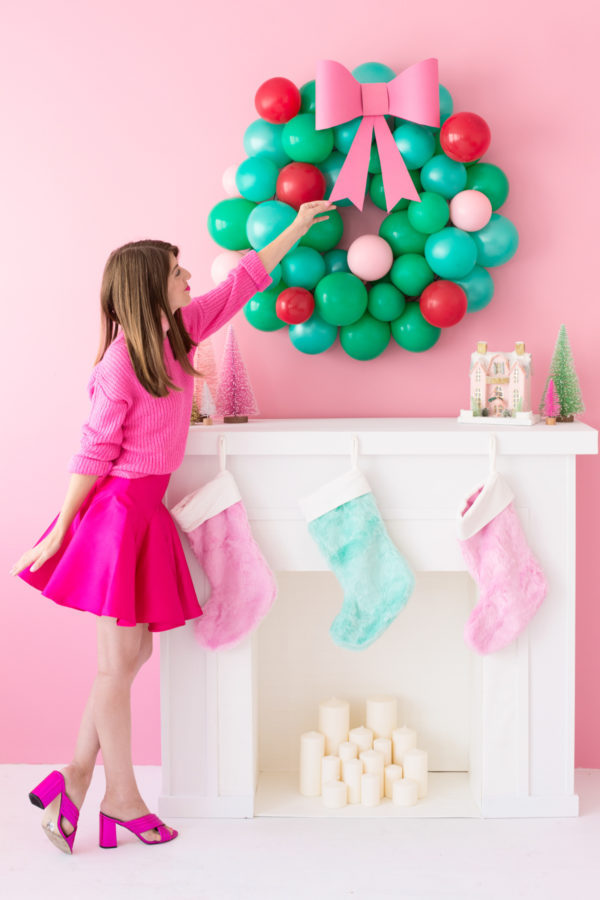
[322, 780, 347, 809]
[342, 758, 363, 804]
[392, 726, 417, 765]
[366, 695, 398, 739]
[349, 726, 373, 753]
[299, 731, 325, 797]
[321, 755, 341, 786]
[318, 697, 350, 756]
[361, 773, 381, 807]
[392, 778, 419, 807]
[384, 764, 404, 799]
[403, 748, 428, 798]
[360, 749, 385, 798]
[338, 741, 358, 763]
[373, 737, 392, 767]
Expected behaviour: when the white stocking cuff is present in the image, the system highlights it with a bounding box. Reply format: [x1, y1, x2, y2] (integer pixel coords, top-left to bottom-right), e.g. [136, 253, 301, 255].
[170, 470, 242, 532]
[299, 468, 371, 523]
[457, 471, 515, 540]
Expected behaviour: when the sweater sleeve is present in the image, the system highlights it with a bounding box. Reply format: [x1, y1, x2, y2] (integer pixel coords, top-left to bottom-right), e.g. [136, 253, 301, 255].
[68, 373, 130, 476]
[183, 250, 272, 343]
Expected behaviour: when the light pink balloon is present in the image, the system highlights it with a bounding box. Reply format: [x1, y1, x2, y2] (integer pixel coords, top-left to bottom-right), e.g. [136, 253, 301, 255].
[347, 234, 394, 282]
[449, 190, 493, 232]
[222, 164, 241, 197]
[211, 250, 244, 285]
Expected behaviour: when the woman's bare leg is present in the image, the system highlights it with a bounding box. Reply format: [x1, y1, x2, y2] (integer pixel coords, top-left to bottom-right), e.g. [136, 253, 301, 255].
[42, 620, 169, 842]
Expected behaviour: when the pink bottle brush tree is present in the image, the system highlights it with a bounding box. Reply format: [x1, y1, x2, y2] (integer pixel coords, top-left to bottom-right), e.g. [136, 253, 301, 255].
[542, 378, 560, 425]
[216, 324, 259, 423]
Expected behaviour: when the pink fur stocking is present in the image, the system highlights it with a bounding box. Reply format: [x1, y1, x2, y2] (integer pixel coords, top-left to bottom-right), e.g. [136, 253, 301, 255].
[171, 470, 277, 650]
[458, 471, 547, 654]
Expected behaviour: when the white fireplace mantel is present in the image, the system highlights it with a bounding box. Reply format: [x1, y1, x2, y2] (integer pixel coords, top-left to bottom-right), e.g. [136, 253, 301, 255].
[159, 418, 597, 820]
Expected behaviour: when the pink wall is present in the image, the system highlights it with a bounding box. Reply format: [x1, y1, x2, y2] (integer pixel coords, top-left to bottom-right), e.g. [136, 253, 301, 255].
[1, 0, 598, 766]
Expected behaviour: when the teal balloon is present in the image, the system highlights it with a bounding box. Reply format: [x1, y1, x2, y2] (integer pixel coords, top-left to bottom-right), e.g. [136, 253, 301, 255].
[454, 266, 495, 312]
[390, 253, 435, 297]
[269, 263, 282, 287]
[246, 200, 298, 251]
[420, 154, 467, 199]
[243, 119, 290, 167]
[323, 249, 349, 274]
[352, 62, 396, 83]
[471, 214, 519, 267]
[281, 246, 326, 290]
[393, 123, 435, 170]
[407, 192, 449, 235]
[370, 169, 420, 211]
[235, 157, 279, 202]
[300, 209, 344, 252]
[439, 84, 453, 124]
[315, 272, 368, 325]
[334, 118, 361, 154]
[282, 114, 334, 163]
[368, 283, 406, 322]
[425, 227, 477, 279]
[208, 197, 256, 250]
[299, 80, 316, 114]
[319, 151, 354, 207]
[466, 163, 510, 211]
[379, 210, 427, 255]
[289, 311, 337, 355]
[341, 313, 391, 360]
[391, 302, 441, 352]
[244, 286, 286, 332]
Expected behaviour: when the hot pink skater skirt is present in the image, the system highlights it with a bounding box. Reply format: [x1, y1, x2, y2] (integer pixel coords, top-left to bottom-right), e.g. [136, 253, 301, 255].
[19, 473, 202, 632]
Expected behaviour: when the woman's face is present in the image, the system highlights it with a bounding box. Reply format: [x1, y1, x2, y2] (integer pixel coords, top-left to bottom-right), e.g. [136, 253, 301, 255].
[167, 253, 192, 313]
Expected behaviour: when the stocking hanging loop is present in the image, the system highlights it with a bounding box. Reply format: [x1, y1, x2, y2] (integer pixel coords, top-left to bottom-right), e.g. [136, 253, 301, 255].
[219, 435, 227, 472]
[489, 434, 497, 474]
[351, 435, 359, 469]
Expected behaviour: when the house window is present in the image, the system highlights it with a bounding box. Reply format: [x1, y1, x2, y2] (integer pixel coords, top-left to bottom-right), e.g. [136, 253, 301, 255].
[497, 386, 503, 397]
[475, 388, 481, 402]
[475, 368, 481, 382]
[513, 368, 519, 384]
[513, 389, 520, 405]
[494, 361, 505, 375]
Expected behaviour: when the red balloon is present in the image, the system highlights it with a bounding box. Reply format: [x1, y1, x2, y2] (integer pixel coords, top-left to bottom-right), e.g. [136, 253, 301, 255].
[255, 77, 301, 124]
[276, 162, 326, 210]
[276, 287, 315, 324]
[420, 281, 467, 327]
[440, 112, 491, 163]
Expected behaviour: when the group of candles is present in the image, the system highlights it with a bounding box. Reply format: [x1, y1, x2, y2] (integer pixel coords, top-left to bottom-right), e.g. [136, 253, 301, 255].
[299, 695, 428, 809]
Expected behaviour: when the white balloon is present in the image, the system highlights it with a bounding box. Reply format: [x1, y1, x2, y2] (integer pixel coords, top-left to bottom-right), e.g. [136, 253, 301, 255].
[222, 164, 241, 197]
[211, 250, 244, 285]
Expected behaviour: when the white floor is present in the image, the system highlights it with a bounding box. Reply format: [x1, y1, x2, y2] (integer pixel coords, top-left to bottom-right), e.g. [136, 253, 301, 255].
[2, 766, 600, 900]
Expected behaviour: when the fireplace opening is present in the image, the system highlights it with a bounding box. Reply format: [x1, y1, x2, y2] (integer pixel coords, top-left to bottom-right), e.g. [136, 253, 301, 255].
[255, 571, 482, 817]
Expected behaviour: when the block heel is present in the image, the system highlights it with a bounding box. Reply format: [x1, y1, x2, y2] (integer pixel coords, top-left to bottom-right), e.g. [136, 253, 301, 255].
[99, 812, 118, 848]
[29, 769, 63, 809]
[28, 770, 80, 854]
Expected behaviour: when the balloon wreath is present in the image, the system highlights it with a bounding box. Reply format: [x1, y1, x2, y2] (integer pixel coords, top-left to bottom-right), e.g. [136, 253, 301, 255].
[207, 61, 518, 360]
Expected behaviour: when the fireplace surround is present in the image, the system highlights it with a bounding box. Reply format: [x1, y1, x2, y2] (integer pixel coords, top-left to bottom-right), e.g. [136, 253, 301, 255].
[159, 419, 597, 819]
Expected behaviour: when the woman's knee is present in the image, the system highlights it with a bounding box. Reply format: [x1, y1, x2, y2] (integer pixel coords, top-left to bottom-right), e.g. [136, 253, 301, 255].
[137, 629, 153, 668]
[97, 619, 149, 679]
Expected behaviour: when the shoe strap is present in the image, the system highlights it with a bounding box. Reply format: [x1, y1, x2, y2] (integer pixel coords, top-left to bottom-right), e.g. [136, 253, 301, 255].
[124, 813, 163, 833]
[60, 792, 80, 828]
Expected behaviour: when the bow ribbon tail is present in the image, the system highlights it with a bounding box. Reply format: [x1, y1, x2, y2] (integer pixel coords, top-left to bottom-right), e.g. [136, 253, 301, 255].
[373, 116, 420, 210]
[328, 117, 374, 210]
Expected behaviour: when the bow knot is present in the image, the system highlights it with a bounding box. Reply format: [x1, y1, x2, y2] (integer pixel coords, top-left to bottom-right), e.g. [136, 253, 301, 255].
[316, 59, 440, 211]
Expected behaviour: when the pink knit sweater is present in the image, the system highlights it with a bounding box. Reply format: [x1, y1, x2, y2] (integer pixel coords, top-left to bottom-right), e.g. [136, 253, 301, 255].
[69, 251, 272, 479]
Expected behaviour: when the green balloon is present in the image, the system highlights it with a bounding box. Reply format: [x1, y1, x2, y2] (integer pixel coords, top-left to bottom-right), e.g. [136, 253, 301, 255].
[379, 211, 427, 255]
[341, 313, 391, 360]
[391, 302, 441, 352]
[368, 144, 382, 175]
[281, 246, 326, 290]
[243, 286, 286, 332]
[407, 192, 450, 235]
[315, 272, 368, 326]
[368, 283, 406, 322]
[299, 80, 316, 114]
[207, 197, 256, 250]
[300, 209, 344, 252]
[289, 311, 337, 355]
[466, 163, 509, 210]
[318, 151, 355, 207]
[390, 254, 434, 297]
[282, 113, 334, 164]
[369, 170, 421, 211]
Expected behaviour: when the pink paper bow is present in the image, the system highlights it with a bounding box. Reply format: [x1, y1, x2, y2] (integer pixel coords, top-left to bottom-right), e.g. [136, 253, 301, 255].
[315, 59, 440, 211]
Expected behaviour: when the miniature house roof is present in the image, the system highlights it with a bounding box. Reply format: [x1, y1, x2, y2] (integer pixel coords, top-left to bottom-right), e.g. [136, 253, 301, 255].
[469, 347, 532, 376]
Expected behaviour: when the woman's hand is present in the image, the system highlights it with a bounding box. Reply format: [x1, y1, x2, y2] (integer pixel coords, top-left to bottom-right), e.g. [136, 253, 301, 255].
[10, 526, 65, 577]
[293, 200, 337, 237]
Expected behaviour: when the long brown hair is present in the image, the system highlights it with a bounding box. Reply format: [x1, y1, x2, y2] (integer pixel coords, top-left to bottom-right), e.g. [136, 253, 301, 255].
[96, 239, 200, 397]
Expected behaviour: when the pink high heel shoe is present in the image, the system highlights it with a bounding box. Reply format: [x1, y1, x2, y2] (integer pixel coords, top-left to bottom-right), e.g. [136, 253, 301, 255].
[99, 811, 178, 848]
[29, 770, 80, 854]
